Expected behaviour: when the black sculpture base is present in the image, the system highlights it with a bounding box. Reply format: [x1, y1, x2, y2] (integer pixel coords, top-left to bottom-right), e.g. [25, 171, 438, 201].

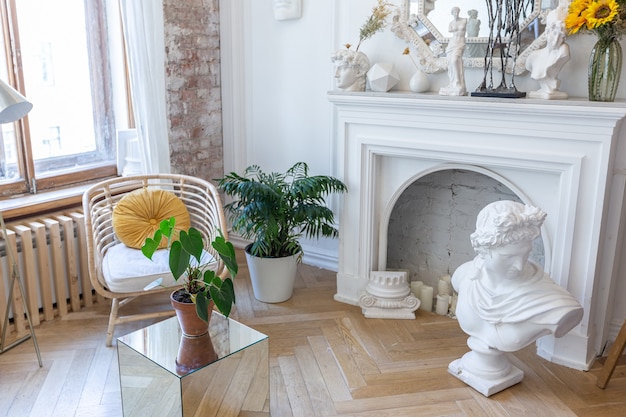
[471, 90, 527, 99]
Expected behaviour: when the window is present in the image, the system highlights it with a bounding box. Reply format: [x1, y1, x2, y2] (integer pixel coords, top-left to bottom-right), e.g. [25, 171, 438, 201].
[0, 0, 127, 197]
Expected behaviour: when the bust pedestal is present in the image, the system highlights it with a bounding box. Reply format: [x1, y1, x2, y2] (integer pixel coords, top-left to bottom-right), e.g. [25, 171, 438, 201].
[448, 336, 524, 397]
[439, 85, 466, 96]
[358, 271, 420, 319]
[527, 89, 568, 100]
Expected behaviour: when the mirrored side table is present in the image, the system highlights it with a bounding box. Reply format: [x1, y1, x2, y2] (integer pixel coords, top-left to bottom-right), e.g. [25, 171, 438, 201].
[117, 313, 268, 417]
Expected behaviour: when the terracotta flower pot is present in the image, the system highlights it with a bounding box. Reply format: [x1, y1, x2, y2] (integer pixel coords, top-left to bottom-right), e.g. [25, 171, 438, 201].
[175, 333, 218, 375]
[170, 289, 214, 337]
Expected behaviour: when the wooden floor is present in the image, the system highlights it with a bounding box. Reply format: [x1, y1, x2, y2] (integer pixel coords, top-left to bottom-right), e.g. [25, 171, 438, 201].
[1, 249, 625, 416]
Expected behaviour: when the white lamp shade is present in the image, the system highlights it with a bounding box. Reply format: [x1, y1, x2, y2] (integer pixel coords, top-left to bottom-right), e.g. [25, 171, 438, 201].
[0, 78, 32, 124]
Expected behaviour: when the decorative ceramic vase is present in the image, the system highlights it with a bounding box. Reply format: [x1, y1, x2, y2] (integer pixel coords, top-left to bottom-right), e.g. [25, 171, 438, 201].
[588, 36, 622, 102]
[170, 289, 213, 337]
[409, 70, 430, 93]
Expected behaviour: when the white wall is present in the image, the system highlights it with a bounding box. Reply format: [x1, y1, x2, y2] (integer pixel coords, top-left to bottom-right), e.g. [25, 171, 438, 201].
[220, 0, 626, 340]
[221, 0, 626, 175]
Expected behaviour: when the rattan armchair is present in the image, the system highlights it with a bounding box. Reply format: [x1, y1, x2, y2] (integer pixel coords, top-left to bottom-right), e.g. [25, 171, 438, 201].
[82, 174, 228, 346]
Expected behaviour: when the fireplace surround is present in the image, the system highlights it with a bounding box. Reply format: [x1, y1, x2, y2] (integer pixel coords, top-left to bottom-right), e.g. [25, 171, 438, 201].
[329, 91, 626, 371]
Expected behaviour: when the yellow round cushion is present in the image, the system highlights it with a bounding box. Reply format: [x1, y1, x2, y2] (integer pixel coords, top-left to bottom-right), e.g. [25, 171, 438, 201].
[112, 188, 191, 249]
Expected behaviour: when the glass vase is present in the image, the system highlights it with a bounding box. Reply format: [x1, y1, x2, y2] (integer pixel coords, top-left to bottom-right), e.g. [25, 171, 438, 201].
[588, 36, 622, 102]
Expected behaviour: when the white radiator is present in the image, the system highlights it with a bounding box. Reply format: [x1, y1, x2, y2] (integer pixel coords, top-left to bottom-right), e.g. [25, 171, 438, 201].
[0, 210, 96, 336]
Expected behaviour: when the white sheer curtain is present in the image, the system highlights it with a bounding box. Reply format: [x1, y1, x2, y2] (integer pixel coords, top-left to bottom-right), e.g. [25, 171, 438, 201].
[119, 0, 170, 174]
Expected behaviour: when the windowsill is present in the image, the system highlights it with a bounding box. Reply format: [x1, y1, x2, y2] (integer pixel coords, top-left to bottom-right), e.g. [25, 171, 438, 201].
[0, 182, 99, 220]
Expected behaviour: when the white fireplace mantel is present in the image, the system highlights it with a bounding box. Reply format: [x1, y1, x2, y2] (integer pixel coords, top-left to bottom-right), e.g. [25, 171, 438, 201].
[329, 91, 626, 371]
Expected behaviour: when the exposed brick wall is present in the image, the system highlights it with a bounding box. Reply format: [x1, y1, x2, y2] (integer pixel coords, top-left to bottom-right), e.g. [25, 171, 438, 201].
[163, 0, 223, 182]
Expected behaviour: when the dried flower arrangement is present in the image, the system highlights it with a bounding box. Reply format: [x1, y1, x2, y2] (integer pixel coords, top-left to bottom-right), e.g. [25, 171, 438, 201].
[349, 0, 394, 52]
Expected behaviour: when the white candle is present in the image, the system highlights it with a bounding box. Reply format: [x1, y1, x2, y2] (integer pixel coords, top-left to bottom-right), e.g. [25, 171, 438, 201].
[450, 293, 458, 316]
[410, 280, 423, 297]
[438, 279, 452, 296]
[418, 285, 434, 312]
[436, 294, 450, 315]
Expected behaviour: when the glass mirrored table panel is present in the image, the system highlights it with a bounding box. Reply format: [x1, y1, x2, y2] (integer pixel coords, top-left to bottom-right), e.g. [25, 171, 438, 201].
[117, 313, 269, 417]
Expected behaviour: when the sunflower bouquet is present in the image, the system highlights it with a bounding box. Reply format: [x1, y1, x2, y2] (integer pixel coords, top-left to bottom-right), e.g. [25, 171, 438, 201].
[565, 0, 626, 40]
[566, 0, 626, 102]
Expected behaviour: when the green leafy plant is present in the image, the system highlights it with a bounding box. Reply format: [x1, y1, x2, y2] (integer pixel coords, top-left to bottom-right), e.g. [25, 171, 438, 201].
[217, 162, 348, 258]
[141, 218, 237, 322]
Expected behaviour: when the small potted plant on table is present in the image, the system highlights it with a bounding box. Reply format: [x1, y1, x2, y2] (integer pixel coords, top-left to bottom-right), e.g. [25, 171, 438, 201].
[218, 162, 347, 303]
[141, 217, 237, 335]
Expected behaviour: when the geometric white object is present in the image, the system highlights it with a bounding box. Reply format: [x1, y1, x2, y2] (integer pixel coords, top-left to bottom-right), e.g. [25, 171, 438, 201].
[359, 270, 420, 319]
[367, 62, 400, 92]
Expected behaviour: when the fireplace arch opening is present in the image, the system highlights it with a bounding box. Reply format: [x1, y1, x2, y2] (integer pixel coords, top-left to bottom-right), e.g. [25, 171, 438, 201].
[384, 168, 546, 291]
[331, 93, 626, 369]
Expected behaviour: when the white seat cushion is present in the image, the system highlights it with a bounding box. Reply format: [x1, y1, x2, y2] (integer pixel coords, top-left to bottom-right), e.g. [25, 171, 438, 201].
[102, 242, 217, 293]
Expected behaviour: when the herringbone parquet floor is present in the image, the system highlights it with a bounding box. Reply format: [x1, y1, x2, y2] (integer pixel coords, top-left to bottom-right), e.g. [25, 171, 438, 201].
[0, 249, 625, 416]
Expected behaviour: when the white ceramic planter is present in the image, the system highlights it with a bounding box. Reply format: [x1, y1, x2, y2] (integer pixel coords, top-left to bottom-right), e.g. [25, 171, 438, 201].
[245, 245, 300, 303]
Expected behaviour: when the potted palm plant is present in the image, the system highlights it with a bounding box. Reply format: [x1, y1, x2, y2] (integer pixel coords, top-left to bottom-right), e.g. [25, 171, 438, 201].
[141, 217, 237, 336]
[218, 162, 347, 302]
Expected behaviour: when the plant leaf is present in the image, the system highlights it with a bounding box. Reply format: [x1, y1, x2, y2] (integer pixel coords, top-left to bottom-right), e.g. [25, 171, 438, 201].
[169, 240, 189, 280]
[160, 217, 175, 238]
[180, 228, 203, 263]
[210, 278, 235, 317]
[212, 232, 238, 277]
[141, 230, 161, 259]
[194, 292, 210, 323]
[218, 162, 346, 258]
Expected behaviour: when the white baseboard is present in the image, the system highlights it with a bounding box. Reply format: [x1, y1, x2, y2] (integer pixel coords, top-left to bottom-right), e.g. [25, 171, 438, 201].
[536, 331, 595, 371]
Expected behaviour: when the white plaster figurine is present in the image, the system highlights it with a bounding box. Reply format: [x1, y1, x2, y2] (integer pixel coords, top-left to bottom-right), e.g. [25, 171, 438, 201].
[273, 0, 302, 21]
[465, 9, 486, 58]
[424, 0, 436, 16]
[331, 49, 370, 92]
[439, 7, 467, 96]
[448, 201, 583, 397]
[525, 2, 571, 99]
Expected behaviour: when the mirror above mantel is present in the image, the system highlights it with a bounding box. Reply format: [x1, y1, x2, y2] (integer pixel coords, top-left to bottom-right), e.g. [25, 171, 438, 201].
[391, 0, 557, 74]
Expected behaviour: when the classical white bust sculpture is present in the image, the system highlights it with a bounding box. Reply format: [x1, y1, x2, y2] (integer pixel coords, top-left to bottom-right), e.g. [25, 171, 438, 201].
[273, 0, 302, 21]
[331, 49, 370, 92]
[525, 1, 570, 99]
[448, 200, 583, 396]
